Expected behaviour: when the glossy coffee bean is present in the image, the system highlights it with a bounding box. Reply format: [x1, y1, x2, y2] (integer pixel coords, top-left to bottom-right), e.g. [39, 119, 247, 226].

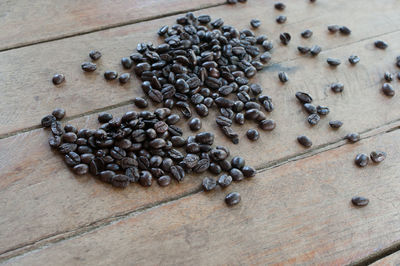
[52, 108, 65, 120]
[295, 92, 313, 103]
[119, 73, 131, 83]
[329, 120, 343, 129]
[355, 153, 369, 167]
[73, 164, 89, 175]
[348, 55, 360, 64]
[225, 192, 241, 206]
[297, 135, 312, 147]
[81, 62, 97, 72]
[157, 175, 171, 187]
[134, 97, 148, 108]
[52, 74, 65, 85]
[246, 129, 259, 141]
[218, 174, 233, 187]
[104, 70, 118, 80]
[374, 40, 388, 49]
[327, 58, 341, 66]
[202, 177, 217, 191]
[230, 168, 244, 181]
[331, 83, 344, 93]
[370, 151, 386, 163]
[351, 196, 369, 207]
[41, 115, 56, 127]
[89, 50, 102, 60]
[301, 29, 313, 38]
[189, 118, 202, 131]
[382, 83, 395, 96]
[307, 114, 320, 126]
[345, 133, 360, 143]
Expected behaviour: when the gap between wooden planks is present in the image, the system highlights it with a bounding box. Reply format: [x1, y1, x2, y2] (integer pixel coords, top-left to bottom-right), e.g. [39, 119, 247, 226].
[4, 126, 400, 265]
[0, 0, 226, 52]
[1, 0, 400, 136]
[370, 250, 400, 266]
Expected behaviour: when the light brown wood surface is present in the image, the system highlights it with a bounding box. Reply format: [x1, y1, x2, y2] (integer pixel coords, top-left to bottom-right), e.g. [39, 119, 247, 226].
[372, 252, 400, 265]
[0, 0, 225, 51]
[1, 0, 400, 136]
[5, 129, 400, 265]
[2, 0, 400, 264]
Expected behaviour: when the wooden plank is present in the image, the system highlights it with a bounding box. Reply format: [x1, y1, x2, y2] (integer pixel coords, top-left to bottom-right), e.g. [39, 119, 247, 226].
[2, 0, 400, 136]
[5, 128, 400, 265]
[372, 253, 400, 265]
[0, 0, 225, 51]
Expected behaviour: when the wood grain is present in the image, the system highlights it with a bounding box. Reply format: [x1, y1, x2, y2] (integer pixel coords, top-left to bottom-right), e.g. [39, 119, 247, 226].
[5, 128, 400, 265]
[2, 0, 400, 135]
[0, 0, 225, 51]
[372, 252, 400, 265]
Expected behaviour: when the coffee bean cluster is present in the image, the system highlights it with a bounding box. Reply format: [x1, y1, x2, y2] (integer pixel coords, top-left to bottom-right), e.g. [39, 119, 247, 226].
[354, 151, 386, 167]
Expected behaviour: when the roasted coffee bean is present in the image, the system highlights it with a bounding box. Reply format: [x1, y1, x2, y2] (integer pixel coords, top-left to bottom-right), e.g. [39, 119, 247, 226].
[48, 135, 61, 148]
[370, 151, 386, 163]
[259, 119, 276, 131]
[202, 177, 217, 191]
[301, 29, 313, 39]
[295, 92, 313, 103]
[99, 170, 115, 183]
[327, 58, 341, 66]
[111, 174, 130, 188]
[182, 154, 199, 169]
[81, 62, 97, 72]
[279, 32, 291, 45]
[316, 105, 330, 115]
[219, 160, 232, 172]
[231, 156, 245, 169]
[262, 40, 273, 51]
[250, 19, 261, 28]
[170, 165, 185, 181]
[195, 104, 209, 117]
[209, 162, 222, 175]
[307, 114, 320, 125]
[225, 192, 241, 206]
[221, 126, 239, 144]
[106, 163, 120, 172]
[375, 40, 388, 49]
[327, 25, 339, 33]
[351, 196, 369, 207]
[98, 112, 113, 123]
[298, 46, 310, 54]
[329, 120, 343, 128]
[230, 168, 244, 181]
[217, 174, 232, 188]
[170, 136, 186, 147]
[168, 125, 183, 137]
[227, 0, 238, 4]
[345, 133, 360, 143]
[348, 55, 360, 64]
[63, 132, 77, 143]
[384, 72, 393, 82]
[195, 132, 214, 145]
[148, 89, 163, 103]
[51, 108, 65, 120]
[331, 83, 344, 93]
[89, 158, 104, 175]
[52, 74, 65, 85]
[77, 145, 92, 154]
[139, 171, 153, 187]
[274, 2, 286, 10]
[382, 83, 395, 96]
[41, 115, 56, 128]
[121, 57, 133, 69]
[303, 103, 317, 114]
[104, 70, 118, 80]
[242, 166, 256, 177]
[246, 129, 259, 141]
[119, 73, 130, 84]
[134, 97, 148, 108]
[276, 15, 287, 24]
[51, 121, 64, 136]
[355, 153, 369, 167]
[297, 135, 312, 147]
[198, 15, 211, 24]
[339, 26, 351, 35]
[64, 124, 77, 133]
[186, 142, 200, 153]
[188, 118, 202, 131]
[65, 152, 81, 167]
[73, 164, 89, 175]
[59, 143, 77, 154]
[310, 45, 321, 56]
[234, 113, 245, 125]
[210, 148, 228, 161]
[157, 175, 171, 187]
[278, 72, 289, 83]
[158, 25, 169, 36]
[89, 50, 102, 60]
[110, 146, 126, 160]
[166, 114, 180, 125]
[80, 153, 95, 164]
[216, 116, 232, 127]
[193, 158, 210, 173]
[262, 98, 274, 112]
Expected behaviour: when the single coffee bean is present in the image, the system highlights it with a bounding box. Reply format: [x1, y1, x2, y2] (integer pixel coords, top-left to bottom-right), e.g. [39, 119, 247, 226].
[274, 2, 286, 10]
[119, 73, 131, 84]
[218, 174, 233, 187]
[316, 105, 330, 115]
[104, 70, 118, 80]
[331, 83, 344, 93]
[121, 57, 133, 69]
[202, 177, 217, 191]
[216, 116, 233, 127]
[242, 166, 256, 177]
[374, 40, 388, 49]
[246, 129, 260, 141]
[351, 196, 369, 207]
[298, 46, 310, 54]
[81, 62, 97, 72]
[89, 50, 102, 60]
[112, 174, 130, 188]
[384, 72, 393, 82]
[80, 153, 95, 164]
[348, 55, 360, 64]
[195, 132, 214, 145]
[297, 135, 312, 147]
[250, 19, 261, 28]
[301, 29, 313, 39]
[276, 15, 287, 24]
[307, 114, 320, 125]
[327, 25, 340, 33]
[329, 120, 343, 128]
[303, 103, 317, 114]
[295, 92, 313, 103]
[339, 26, 351, 35]
[134, 97, 148, 108]
[99, 170, 115, 183]
[278, 72, 289, 83]
[279, 32, 291, 45]
[73, 164, 89, 175]
[225, 192, 241, 206]
[262, 40, 274, 51]
[231, 156, 245, 169]
[345, 133, 360, 143]
[59, 143, 77, 154]
[51, 121, 63, 136]
[52, 108, 65, 120]
[48, 135, 61, 148]
[355, 153, 369, 167]
[370, 151, 386, 163]
[327, 58, 341, 66]
[230, 168, 244, 181]
[52, 74, 65, 85]
[170, 165, 185, 182]
[259, 119, 276, 131]
[41, 115, 56, 127]
[98, 112, 113, 123]
[310, 45, 321, 56]
[65, 124, 77, 133]
[157, 175, 171, 187]
[65, 152, 81, 167]
[139, 171, 153, 187]
[382, 83, 395, 96]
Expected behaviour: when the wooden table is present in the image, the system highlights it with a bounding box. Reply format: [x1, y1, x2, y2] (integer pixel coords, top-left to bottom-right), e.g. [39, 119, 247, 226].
[2, 0, 400, 264]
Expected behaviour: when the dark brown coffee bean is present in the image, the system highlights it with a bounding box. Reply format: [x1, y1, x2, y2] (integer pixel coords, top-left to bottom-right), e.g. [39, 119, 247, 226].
[209, 162, 222, 175]
[125, 167, 140, 182]
[58, 143, 77, 154]
[295, 92, 313, 103]
[297, 135, 312, 147]
[242, 166, 256, 177]
[339, 26, 351, 35]
[81, 62, 97, 72]
[259, 119, 276, 131]
[64, 124, 77, 133]
[193, 158, 210, 173]
[121, 57, 133, 69]
[370, 151, 386, 163]
[317, 105, 330, 115]
[375, 40, 388, 49]
[119, 73, 130, 84]
[327, 25, 339, 33]
[262, 40, 273, 51]
[382, 83, 395, 96]
[65, 152, 81, 167]
[170, 165, 185, 182]
[259, 52, 271, 63]
[298, 46, 310, 54]
[107, 163, 121, 172]
[310, 45, 321, 56]
[139, 171, 153, 187]
[99, 170, 115, 183]
[327, 58, 341, 66]
[51, 121, 64, 136]
[134, 97, 148, 108]
[246, 129, 259, 141]
[168, 125, 183, 137]
[331, 83, 344, 93]
[73, 164, 89, 175]
[345, 133, 360, 143]
[195, 104, 209, 117]
[158, 25, 168, 36]
[98, 112, 113, 123]
[210, 148, 228, 161]
[182, 154, 199, 169]
[89, 158, 104, 175]
[198, 15, 211, 24]
[89, 50, 101, 60]
[307, 114, 320, 125]
[52, 108, 65, 120]
[274, 2, 286, 10]
[355, 153, 369, 167]
[234, 113, 245, 125]
[225, 192, 241, 206]
[63, 132, 77, 143]
[202, 177, 217, 191]
[250, 19, 261, 28]
[41, 115, 56, 127]
[231, 156, 245, 169]
[52, 74, 65, 85]
[230, 168, 244, 181]
[216, 116, 232, 127]
[48, 135, 61, 148]
[278, 72, 289, 83]
[188, 118, 202, 131]
[348, 55, 360, 64]
[351, 196, 369, 207]
[157, 175, 171, 187]
[218, 174, 232, 187]
[80, 153, 95, 164]
[329, 120, 343, 128]
[195, 132, 214, 145]
[384, 72, 393, 82]
[276, 15, 287, 24]
[104, 70, 118, 80]
[301, 29, 313, 38]
[112, 174, 130, 188]
[303, 103, 317, 114]
[110, 146, 126, 160]
[279, 32, 291, 45]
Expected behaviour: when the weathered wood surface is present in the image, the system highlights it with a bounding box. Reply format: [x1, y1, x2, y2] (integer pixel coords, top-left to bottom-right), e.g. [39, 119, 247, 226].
[1, 0, 400, 136]
[5, 129, 400, 265]
[372, 252, 400, 265]
[0, 0, 225, 51]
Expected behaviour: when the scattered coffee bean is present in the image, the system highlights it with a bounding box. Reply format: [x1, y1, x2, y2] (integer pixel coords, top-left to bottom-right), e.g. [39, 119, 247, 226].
[73, 164, 89, 175]
[189, 118, 202, 131]
[351, 196, 369, 207]
[242, 166, 256, 177]
[41, 115, 56, 128]
[89, 50, 102, 60]
[134, 97, 148, 108]
[339, 26, 351, 35]
[276, 15, 287, 24]
[157, 175, 171, 187]
[260, 52, 272, 63]
[121, 57, 133, 69]
[278, 72, 289, 83]
[52, 108, 65, 120]
[301, 29, 313, 38]
[262, 40, 274, 51]
[345, 133, 360, 143]
[280, 32, 291, 45]
[303, 103, 317, 114]
[307, 114, 320, 125]
[274, 2, 286, 10]
[98, 112, 113, 123]
[250, 19, 261, 28]
[104, 70, 118, 80]
[375, 40, 388, 49]
[119, 73, 130, 84]
[310, 45, 321, 56]
[384, 72, 393, 82]
[203, 177, 217, 191]
[52, 74, 65, 85]
[348, 55, 360, 64]
[331, 83, 344, 93]
[327, 58, 341, 66]
[370, 151, 386, 163]
[382, 83, 395, 96]
[246, 129, 260, 141]
[81, 62, 97, 72]
[316, 105, 329, 115]
[298, 46, 311, 54]
[329, 120, 343, 128]
[218, 174, 233, 187]
[355, 153, 369, 167]
[296, 92, 313, 103]
[327, 25, 339, 33]
[225, 192, 241, 206]
[259, 119, 276, 131]
[297, 135, 312, 147]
